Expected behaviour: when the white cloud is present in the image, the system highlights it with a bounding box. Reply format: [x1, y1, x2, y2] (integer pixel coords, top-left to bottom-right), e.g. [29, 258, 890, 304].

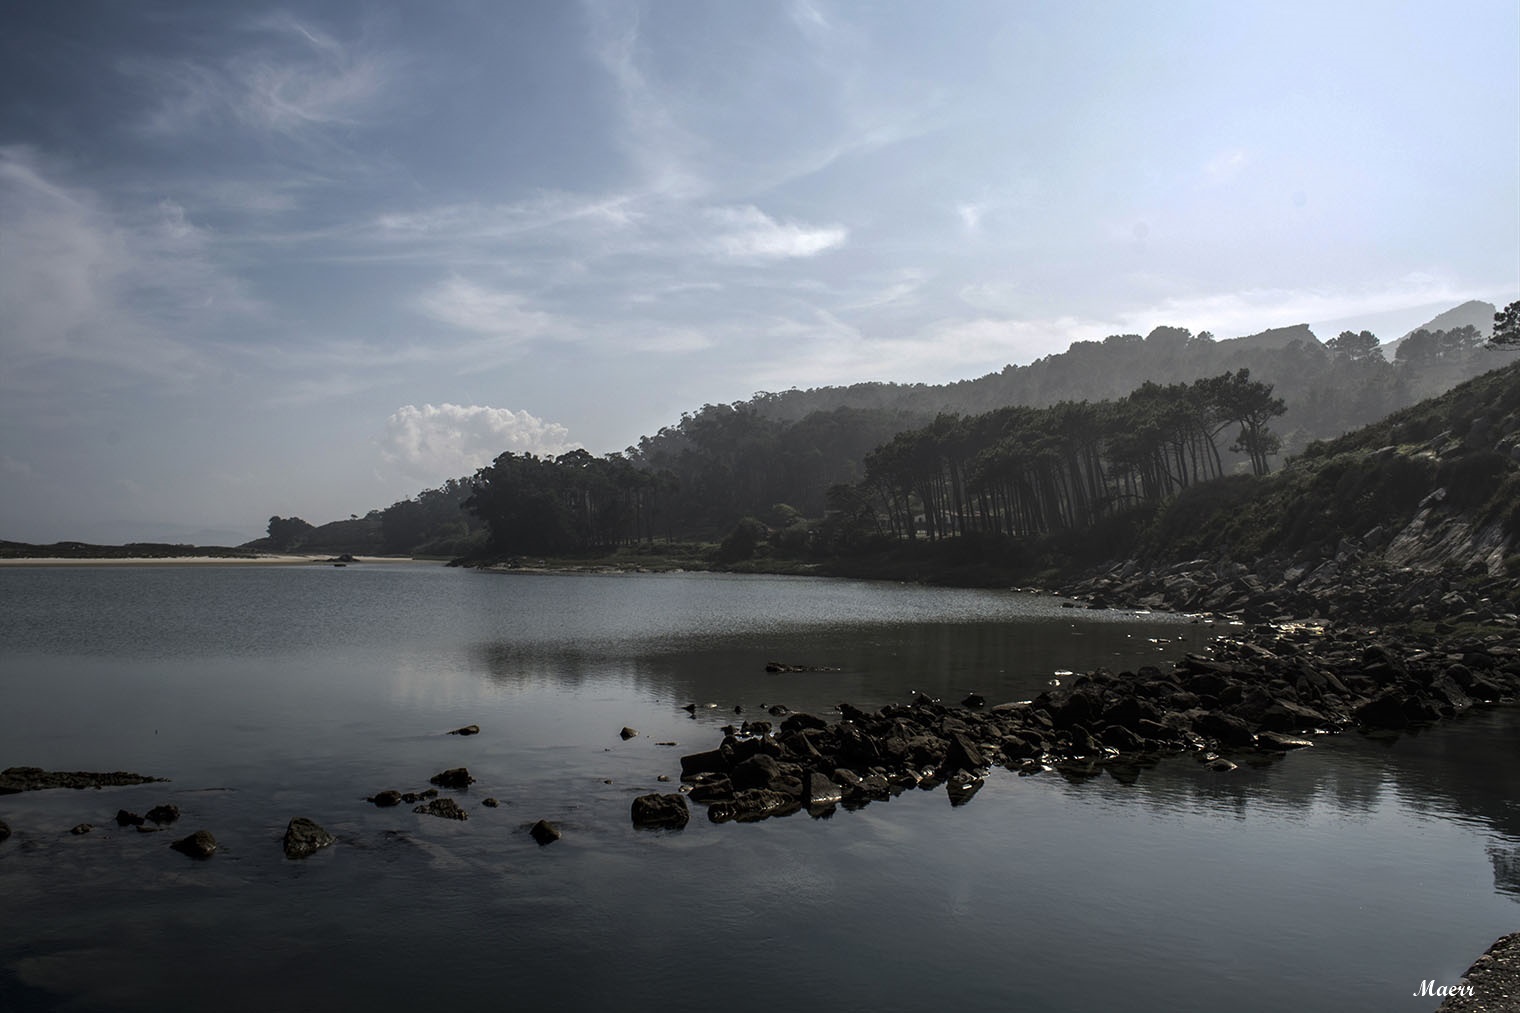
[707, 204, 847, 259]
[414, 278, 556, 341]
[382, 404, 582, 485]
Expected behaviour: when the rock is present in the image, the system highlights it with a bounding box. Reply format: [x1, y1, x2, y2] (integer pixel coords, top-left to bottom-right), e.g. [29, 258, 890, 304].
[482, 797, 501, 808]
[145, 804, 180, 825]
[428, 768, 475, 790]
[115, 809, 145, 827]
[170, 829, 218, 858]
[657, 775, 671, 782]
[619, 727, 638, 740]
[283, 817, 335, 859]
[1256, 731, 1314, 751]
[0, 767, 166, 795]
[730, 754, 785, 791]
[447, 724, 480, 736]
[368, 790, 402, 807]
[413, 798, 469, 820]
[630, 793, 689, 829]
[70, 823, 93, 835]
[804, 771, 843, 807]
[707, 789, 800, 823]
[529, 819, 561, 845]
[0, 819, 9, 842]
[679, 747, 729, 776]
[961, 693, 987, 709]
[1208, 758, 1238, 772]
[944, 771, 985, 807]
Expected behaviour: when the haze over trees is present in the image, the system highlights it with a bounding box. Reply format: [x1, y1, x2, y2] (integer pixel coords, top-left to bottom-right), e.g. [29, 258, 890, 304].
[260, 304, 1513, 559]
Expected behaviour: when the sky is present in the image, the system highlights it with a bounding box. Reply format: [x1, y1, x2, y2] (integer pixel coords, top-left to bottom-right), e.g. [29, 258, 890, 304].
[1, 1, 1517, 545]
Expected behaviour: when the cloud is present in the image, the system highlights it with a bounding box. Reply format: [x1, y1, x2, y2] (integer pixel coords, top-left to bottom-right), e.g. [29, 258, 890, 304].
[130, 13, 396, 140]
[414, 278, 557, 342]
[0, 147, 255, 387]
[707, 204, 847, 259]
[381, 404, 582, 484]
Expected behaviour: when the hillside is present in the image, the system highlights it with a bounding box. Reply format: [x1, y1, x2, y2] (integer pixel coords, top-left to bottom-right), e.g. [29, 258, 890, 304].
[1067, 360, 1520, 622]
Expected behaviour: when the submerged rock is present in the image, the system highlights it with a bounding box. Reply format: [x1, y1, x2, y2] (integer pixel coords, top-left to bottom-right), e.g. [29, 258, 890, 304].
[69, 823, 93, 835]
[0, 819, 9, 842]
[528, 819, 561, 845]
[283, 817, 336, 859]
[481, 797, 501, 808]
[145, 804, 180, 825]
[368, 790, 402, 808]
[447, 724, 480, 736]
[630, 793, 689, 829]
[170, 830, 218, 858]
[115, 809, 145, 827]
[619, 727, 638, 740]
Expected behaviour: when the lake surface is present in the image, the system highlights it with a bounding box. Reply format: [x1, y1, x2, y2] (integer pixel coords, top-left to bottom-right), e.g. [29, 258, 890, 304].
[1, 564, 1515, 1012]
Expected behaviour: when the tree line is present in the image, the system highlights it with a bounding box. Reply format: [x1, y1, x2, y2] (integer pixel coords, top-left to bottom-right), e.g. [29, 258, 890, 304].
[849, 369, 1284, 544]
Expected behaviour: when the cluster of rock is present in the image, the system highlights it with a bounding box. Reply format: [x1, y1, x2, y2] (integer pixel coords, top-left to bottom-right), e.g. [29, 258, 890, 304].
[1063, 553, 1518, 629]
[0, 767, 167, 794]
[665, 614, 1520, 824]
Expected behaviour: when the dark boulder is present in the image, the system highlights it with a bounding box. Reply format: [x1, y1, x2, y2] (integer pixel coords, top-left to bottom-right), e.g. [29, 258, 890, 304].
[1193, 711, 1257, 748]
[730, 754, 786, 792]
[283, 817, 336, 859]
[115, 809, 145, 827]
[429, 768, 475, 790]
[805, 771, 843, 808]
[707, 789, 799, 823]
[944, 730, 987, 772]
[687, 775, 734, 803]
[368, 790, 402, 807]
[170, 829, 218, 858]
[630, 793, 689, 829]
[779, 712, 829, 734]
[944, 771, 984, 807]
[70, 823, 93, 835]
[145, 804, 180, 825]
[679, 748, 729, 777]
[447, 724, 480, 736]
[528, 819, 561, 845]
[619, 727, 638, 740]
[413, 798, 469, 820]
[1355, 691, 1412, 730]
[482, 797, 501, 808]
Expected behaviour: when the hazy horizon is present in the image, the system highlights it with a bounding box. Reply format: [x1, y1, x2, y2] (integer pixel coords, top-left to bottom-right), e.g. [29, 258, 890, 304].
[3, 1, 1517, 544]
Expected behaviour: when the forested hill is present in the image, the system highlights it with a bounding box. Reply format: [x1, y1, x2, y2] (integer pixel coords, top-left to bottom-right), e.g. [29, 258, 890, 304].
[257, 301, 1509, 558]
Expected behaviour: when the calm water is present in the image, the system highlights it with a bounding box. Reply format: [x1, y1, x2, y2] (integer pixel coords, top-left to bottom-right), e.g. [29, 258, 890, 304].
[0, 564, 1515, 1012]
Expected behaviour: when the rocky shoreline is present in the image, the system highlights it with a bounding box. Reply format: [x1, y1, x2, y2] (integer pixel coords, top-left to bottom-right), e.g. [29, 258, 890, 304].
[666, 551, 1520, 824]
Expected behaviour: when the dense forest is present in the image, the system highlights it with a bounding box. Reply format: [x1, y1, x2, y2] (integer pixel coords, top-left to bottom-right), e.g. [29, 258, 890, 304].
[253, 301, 1515, 560]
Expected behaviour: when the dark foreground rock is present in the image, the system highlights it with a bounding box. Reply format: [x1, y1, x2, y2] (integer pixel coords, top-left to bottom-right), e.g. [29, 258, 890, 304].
[671, 616, 1520, 824]
[1435, 932, 1520, 1011]
[283, 817, 336, 859]
[447, 724, 480, 736]
[528, 819, 561, 844]
[115, 809, 145, 827]
[0, 767, 167, 795]
[170, 830, 218, 858]
[630, 793, 689, 829]
[0, 818, 9, 842]
[413, 798, 468, 821]
[428, 768, 475, 790]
